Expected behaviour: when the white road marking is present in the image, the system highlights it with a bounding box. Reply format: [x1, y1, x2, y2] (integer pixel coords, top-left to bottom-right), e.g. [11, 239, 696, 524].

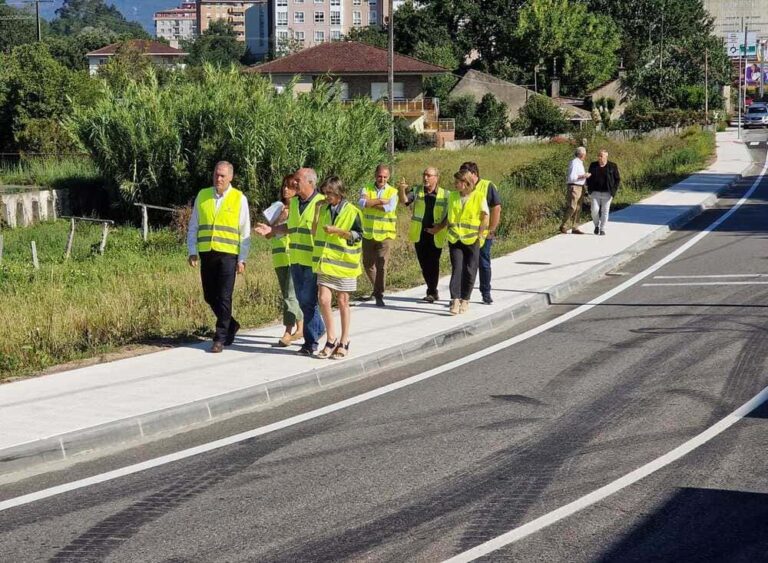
[654, 274, 768, 279]
[442, 156, 768, 562]
[443, 383, 768, 563]
[644, 281, 768, 286]
[0, 158, 763, 519]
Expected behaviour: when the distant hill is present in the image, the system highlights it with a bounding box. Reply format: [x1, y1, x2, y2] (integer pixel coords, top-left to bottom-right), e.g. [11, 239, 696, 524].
[41, 1, 178, 34]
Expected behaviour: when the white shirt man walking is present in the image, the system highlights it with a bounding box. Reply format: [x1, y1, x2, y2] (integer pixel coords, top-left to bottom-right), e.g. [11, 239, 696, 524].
[560, 147, 590, 235]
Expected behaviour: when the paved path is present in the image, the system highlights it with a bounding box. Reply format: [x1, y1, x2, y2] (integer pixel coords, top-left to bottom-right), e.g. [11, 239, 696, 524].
[0, 130, 753, 479]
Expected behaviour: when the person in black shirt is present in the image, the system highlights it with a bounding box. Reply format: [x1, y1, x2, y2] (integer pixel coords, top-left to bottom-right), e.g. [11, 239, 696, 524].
[586, 149, 621, 236]
[398, 167, 446, 302]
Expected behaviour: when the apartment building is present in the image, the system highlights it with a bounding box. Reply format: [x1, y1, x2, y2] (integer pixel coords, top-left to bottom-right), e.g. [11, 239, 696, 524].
[154, 2, 198, 48]
[198, 0, 266, 42]
[704, 0, 768, 41]
[270, 0, 391, 55]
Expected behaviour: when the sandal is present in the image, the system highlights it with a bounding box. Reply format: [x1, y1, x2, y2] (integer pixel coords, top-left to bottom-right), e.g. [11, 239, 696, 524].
[331, 341, 350, 360]
[316, 340, 337, 359]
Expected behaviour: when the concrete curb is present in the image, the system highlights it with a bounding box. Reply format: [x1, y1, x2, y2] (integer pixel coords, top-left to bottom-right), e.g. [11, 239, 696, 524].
[0, 172, 747, 480]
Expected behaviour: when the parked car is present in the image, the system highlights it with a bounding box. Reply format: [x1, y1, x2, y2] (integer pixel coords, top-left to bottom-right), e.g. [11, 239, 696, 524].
[745, 105, 768, 128]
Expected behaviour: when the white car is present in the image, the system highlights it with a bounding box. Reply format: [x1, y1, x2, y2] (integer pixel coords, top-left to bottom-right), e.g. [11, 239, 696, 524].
[745, 105, 768, 128]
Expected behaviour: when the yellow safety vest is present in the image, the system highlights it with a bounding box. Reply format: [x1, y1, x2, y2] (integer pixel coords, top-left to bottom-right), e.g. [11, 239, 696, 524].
[313, 201, 363, 278]
[474, 178, 491, 201]
[270, 233, 290, 269]
[287, 192, 325, 267]
[408, 185, 448, 248]
[361, 183, 398, 241]
[447, 188, 487, 246]
[195, 187, 243, 255]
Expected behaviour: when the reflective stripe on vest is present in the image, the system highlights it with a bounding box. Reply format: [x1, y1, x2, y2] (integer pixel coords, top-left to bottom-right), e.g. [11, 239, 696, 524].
[287, 193, 325, 267]
[271, 234, 290, 268]
[447, 188, 486, 246]
[195, 187, 243, 255]
[313, 201, 363, 278]
[361, 183, 397, 241]
[408, 185, 448, 248]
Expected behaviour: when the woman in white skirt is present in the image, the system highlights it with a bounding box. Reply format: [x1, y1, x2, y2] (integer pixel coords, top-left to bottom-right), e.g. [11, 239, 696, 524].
[312, 176, 363, 359]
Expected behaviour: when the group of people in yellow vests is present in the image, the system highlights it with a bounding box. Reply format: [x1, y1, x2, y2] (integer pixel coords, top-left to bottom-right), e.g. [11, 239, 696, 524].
[188, 160, 502, 357]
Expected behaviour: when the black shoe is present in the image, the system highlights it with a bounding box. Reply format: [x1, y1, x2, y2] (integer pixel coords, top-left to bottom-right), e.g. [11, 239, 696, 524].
[432, 291, 440, 301]
[210, 341, 224, 353]
[594, 226, 599, 235]
[224, 320, 240, 346]
[375, 296, 386, 307]
[599, 230, 606, 236]
[358, 294, 374, 302]
[482, 295, 493, 305]
[297, 347, 314, 356]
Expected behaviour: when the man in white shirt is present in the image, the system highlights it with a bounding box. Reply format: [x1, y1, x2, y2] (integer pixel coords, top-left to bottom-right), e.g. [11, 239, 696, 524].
[187, 161, 251, 353]
[560, 146, 590, 235]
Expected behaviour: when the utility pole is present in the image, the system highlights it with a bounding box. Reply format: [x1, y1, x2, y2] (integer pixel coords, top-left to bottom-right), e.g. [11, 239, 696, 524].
[761, 40, 766, 99]
[738, 17, 744, 139]
[387, 0, 394, 165]
[705, 47, 709, 125]
[0, 0, 53, 41]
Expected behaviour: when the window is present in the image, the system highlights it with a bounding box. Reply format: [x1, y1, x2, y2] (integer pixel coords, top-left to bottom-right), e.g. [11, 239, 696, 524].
[276, 0, 287, 5]
[315, 30, 325, 43]
[314, 0, 323, 3]
[277, 30, 289, 41]
[371, 82, 404, 99]
[314, 10, 324, 22]
[338, 82, 349, 99]
[352, 11, 361, 25]
[330, 10, 340, 25]
[369, 0, 376, 4]
[330, 0, 340, 5]
[353, 0, 361, 5]
[295, 30, 305, 42]
[331, 30, 341, 41]
[277, 11, 288, 25]
[369, 10, 377, 23]
[294, 11, 304, 22]
[294, 0, 304, 3]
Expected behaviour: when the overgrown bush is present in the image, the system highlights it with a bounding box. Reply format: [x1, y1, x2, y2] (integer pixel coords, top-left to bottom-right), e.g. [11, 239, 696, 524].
[394, 118, 433, 152]
[517, 94, 570, 137]
[66, 66, 390, 209]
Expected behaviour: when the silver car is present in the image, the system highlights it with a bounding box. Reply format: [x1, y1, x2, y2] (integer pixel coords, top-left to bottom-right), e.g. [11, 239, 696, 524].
[745, 105, 768, 128]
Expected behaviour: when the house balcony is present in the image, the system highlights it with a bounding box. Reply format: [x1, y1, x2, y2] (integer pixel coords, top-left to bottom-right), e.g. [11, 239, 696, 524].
[424, 118, 455, 133]
[343, 97, 440, 119]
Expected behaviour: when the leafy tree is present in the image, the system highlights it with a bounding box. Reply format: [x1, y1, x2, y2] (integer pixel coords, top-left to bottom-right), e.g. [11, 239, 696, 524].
[0, 0, 39, 53]
[587, 0, 715, 70]
[517, 94, 569, 136]
[474, 93, 510, 144]
[414, 41, 458, 101]
[0, 43, 97, 152]
[514, 0, 620, 95]
[345, 25, 387, 49]
[441, 95, 479, 139]
[392, 1, 454, 55]
[184, 20, 245, 67]
[50, 0, 149, 38]
[45, 30, 114, 71]
[97, 42, 157, 90]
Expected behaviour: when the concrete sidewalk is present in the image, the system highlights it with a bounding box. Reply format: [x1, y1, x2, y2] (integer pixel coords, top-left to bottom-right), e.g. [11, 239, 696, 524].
[0, 131, 754, 480]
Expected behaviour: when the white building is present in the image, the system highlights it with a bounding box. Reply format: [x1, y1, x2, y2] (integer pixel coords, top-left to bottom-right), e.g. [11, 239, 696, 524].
[704, 0, 768, 41]
[154, 2, 198, 48]
[86, 40, 189, 76]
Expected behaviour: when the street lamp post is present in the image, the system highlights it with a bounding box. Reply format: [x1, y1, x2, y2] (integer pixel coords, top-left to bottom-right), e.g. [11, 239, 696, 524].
[387, 0, 394, 165]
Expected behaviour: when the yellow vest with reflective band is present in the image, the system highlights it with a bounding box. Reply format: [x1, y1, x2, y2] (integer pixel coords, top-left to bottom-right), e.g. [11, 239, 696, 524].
[408, 185, 448, 248]
[361, 183, 398, 241]
[447, 188, 487, 246]
[313, 201, 363, 278]
[288, 192, 325, 267]
[270, 233, 290, 268]
[195, 187, 243, 255]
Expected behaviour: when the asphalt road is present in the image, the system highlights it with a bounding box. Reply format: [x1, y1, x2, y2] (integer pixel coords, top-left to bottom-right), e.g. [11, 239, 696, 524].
[2, 135, 768, 562]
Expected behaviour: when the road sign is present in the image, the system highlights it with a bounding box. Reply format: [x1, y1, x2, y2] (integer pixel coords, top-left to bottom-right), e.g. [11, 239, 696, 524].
[727, 31, 758, 58]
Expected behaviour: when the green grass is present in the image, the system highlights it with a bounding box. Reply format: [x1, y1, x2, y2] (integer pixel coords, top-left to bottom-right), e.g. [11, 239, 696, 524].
[0, 157, 102, 191]
[0, 129, 715, 381]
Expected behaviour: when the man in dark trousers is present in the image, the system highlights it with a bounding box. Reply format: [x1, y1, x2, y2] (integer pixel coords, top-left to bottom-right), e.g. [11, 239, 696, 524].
[586, 149, 621, 236]
[459, 162, 502, 304]
[187, 161, 251, 353]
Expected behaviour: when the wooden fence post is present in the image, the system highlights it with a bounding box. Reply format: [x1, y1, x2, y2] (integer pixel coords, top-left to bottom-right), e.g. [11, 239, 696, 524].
[31, 240, 39, 269]
[141, 204, 149, 242]
[99, 221, 109, 255]
[65, 217, 75, 260]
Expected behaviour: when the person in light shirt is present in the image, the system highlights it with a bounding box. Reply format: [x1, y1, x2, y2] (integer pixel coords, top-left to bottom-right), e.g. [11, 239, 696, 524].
[559, 146, 590, 235]
[187, 161, 251, 353]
